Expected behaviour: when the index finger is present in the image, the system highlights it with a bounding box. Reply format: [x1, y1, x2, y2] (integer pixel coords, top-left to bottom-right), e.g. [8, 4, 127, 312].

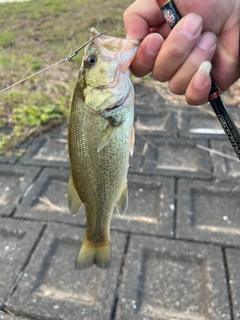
[123, 0, 165, 39]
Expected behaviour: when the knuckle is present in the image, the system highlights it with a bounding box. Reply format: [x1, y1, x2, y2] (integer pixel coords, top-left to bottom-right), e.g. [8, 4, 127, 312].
[168, 80, 186, 95]
[167, 42, 187, 61]
[123, 10, 130, 20]
[152, 69, 165, 82]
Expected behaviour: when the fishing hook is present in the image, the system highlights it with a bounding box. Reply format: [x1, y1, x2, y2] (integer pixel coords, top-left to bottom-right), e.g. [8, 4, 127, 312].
[67, 31, 107, 61]
[0, 31, 107, 93]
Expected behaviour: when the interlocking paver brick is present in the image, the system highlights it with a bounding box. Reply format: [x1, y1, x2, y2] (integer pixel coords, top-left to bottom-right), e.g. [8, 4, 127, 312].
[225, 248, 240, 320]
[15, 168, 86, 225]
[0, 218, 44, 308]
[1, 80, 238, 319]
[111, 173, 175, 237]
[0, 140, 33, 165]
[0, 312, 26, 320]
[134, 111, 177, 137]
[176, 179, 240, 246]
[178, 110, 225, 139]
[0, 165, 41, 216]
[131, 136, 212, 178]
[116, 235, 230, 320]
[20, 135, 69, 167]
[9, 224, 127, 320]
[210, 140, 240, 179]
[134, 84, 166, 114]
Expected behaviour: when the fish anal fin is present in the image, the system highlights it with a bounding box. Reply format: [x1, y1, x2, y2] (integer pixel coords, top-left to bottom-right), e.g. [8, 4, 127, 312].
[75, 236, 111, 270]
[129, 125, 135, 156]
[116, 183, 128, 216]
[68, 172, 83, 216]
[97, 123, 118, 153]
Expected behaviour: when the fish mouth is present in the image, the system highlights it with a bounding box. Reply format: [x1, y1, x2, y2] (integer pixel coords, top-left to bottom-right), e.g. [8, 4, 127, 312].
[105, 104, 122, 112]
[102, 77, 132, 114]
[102, 91, 129, 114]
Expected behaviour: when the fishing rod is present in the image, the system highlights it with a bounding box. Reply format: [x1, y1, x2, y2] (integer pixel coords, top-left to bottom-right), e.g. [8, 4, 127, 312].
[159, 0, 240, 160]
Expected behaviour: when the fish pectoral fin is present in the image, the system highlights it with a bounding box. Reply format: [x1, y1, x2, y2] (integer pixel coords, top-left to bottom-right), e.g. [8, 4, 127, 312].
[129, 125, 135, 156]
[97, 123, 118, 152]
[68, 173, 83, 216]
[116, 183, 128, 216]
[75, 236, 111, 270]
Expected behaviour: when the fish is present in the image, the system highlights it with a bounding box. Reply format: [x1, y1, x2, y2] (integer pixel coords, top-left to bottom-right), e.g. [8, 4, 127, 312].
[68, 28, 139, 270]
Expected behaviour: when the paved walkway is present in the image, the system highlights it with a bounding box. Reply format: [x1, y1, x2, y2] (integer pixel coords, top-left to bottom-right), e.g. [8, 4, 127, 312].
[1, 83, 240, 320]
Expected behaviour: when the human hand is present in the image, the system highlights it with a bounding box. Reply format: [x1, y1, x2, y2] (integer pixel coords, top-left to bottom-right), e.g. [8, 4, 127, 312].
[123, 0, 240, 105]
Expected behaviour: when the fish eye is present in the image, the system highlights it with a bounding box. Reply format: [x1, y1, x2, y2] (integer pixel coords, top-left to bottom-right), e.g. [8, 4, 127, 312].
[85, 55, 97, 68]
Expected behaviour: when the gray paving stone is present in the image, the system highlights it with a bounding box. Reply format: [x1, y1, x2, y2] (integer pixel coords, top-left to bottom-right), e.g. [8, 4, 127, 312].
[177, 103, 240, 139]
[16, 168, 174, 236]
[176, 179, 240, 246]
[225, 248, 240, 319]
[129, 134, 145, 173]
[15, 168, 86, 225]
[9, 224, 127, 320]
[178, 110, 225, 139]
[134, 84, 166, 114]
[134, 111, 178, 137]
[210, 140, 240, 179]
[0, 218, 44, 308]
[131, 136, 212, 179]
[20, 136, 69, 167]
[116, 235, 231, 320]
[111, 174, 175, 237]
[45, 123, 68, 138]
[134, 83, 198, 114]
[0, 311, 27, 320]
[0, 140, 33, 165]
[0, 165, 41, 216]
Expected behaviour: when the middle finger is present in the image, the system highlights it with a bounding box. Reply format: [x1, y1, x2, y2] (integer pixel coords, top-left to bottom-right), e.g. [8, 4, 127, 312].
[152, 13, 203, 81]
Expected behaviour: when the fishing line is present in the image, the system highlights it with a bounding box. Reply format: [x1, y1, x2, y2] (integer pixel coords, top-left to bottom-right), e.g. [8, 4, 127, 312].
[0, 31, 107, 94]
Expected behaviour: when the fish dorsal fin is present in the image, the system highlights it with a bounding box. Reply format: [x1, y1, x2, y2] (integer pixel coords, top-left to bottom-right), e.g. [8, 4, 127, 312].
[97, 123, 118, 153]
[116, 182, 128, 216]
[68, 172, 83, 216]
[129, 125, 135, 156]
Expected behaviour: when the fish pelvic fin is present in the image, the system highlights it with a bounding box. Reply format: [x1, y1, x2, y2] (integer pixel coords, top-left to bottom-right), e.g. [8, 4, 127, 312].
[75, 237, 111, 270]
[97, 123, 118, 153]
[68, 172, 83, 216]
[116, 182, 128, 216]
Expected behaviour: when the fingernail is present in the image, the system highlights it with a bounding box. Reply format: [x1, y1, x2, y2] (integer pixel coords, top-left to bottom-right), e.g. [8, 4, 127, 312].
[197, 32, 217, 50]
[182, 13, 202, 37]
[194, 61, 212, 89]
[145, 33, 163, 55]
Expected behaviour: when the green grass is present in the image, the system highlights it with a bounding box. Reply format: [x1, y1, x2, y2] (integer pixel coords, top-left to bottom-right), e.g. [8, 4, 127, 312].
[0, 30, 15, 47]
[0, 0, 133, 154]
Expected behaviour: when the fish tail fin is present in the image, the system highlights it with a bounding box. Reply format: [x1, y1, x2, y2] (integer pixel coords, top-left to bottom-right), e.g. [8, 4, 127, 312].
[75, 237, 111, 270]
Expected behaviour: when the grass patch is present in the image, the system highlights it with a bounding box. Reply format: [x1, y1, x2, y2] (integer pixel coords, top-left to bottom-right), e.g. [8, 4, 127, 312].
[0, 0, 133, 154]
[0, 30, 15, 47]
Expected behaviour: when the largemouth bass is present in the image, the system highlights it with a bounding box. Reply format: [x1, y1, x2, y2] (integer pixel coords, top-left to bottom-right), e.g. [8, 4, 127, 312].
[68, 28, 139, 270]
